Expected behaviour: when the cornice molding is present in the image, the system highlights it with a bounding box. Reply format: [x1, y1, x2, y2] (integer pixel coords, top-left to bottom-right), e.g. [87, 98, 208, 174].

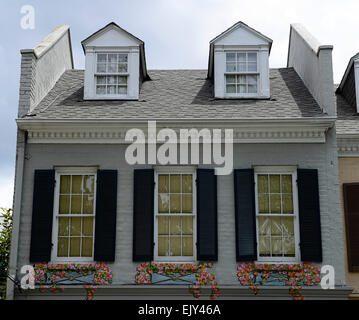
[17, 119, 334, 144]
[338, 135, 359, 156]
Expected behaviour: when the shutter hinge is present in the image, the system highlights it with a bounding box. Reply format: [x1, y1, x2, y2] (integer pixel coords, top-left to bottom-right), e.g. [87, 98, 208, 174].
[153, 242, 155, 248]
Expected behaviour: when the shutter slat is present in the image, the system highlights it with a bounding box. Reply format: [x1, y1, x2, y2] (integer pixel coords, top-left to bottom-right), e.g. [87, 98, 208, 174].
[94, 170, 118, 262]
[343, 183, 359, 271]
[30, 170, 55, 262]
[133, 169, 154, 262]
[297, 169, 322, 262]
[197, 169, 218, 261]
[234, 169, 257, 262]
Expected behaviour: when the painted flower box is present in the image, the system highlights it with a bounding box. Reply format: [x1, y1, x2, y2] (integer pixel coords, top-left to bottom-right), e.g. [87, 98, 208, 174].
[38, 271, 96, 285]
[151, 272, 196, 285]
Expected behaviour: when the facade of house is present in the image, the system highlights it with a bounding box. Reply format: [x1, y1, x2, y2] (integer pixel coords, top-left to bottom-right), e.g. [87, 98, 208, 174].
[336, 53, 359, 299]
[6, 21, 352, 299]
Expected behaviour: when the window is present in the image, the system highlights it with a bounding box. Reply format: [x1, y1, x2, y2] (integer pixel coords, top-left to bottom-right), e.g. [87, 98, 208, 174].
[95, 53, 128, 95]
[255, 167, 300, 262]
[155, 169, 196, 261]
[52, 168, 97, 262]
[225, 52, 258, 95]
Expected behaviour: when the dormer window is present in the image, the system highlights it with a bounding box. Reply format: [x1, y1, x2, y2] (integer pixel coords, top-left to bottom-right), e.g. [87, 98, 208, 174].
[225, 52, 258, 94]
[95, 53, 128, 95]
[207, 21, 272, 99]
[81, 22, 149, 100]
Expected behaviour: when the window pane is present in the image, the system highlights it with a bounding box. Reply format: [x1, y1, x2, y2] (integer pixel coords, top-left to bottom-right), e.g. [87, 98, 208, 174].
[238, 75, 246, 84]
[118, 63, 127, 73]
[72, 175, 82, 194]
[158, 237, 169, 256]
[70, 238, 81, 257]
[182, 216, 193, 235]
[282, 217, 294, 236]
[270, 194, 281, 214]
[170, 175, 181, 193]
[182, 175, 192, 193]
[282, 194, 293, 214]
[248, 62, 257, 72]
[248, 85, 257, 93]
[257, 175, 268, 193]
[182, 194, 192, 213]
[158, 216, 169, 235]
[271, 217, 282, 236]
[270, 175, 280, 193]
[248, 75, 257, 85]
[182, 237, 193, 256]
[158, 175, 169, 193]
[83, 175, 95, 194]
[96, 76, 106, 85]
[118, 76, 127, 84]
[281, 175, 292, 193]
[82, 217, 93, 236]
[170, 194, 181, 213]
[226, 53, 236, 62]
[96, 85, 106, 95]
[59, 195, 70, 214]
[97, 54, 107, 63]
[118, 86, 127, 94]
[107, 76, 117, 84]
[258, 194, 269, 213]
[60, 175, 70, 193]
[237, 84, 246, 93]
[83, 195, 94, 214]
[259, 236, 270, 256]
[107, 85, 116, 94]
[170, 237, 181, 256]
[170, 216, 181, 235]
[71, 195, 82, 214]
[58, 217, 69, 236]
[70, 217, 81, 236]
[226, 85, 236, 93]
[237, 62, 246, 72]
[97, 63, 106, 73]
[108, 54, 117, 63]
[237, 53, 246, 62]
[258, 216, 270, 235]
[226, 75, 236, 84]
[272, 238, 282, 256]
[226, 63, 236, 72]
[248, 52, 257, 62]
[158, 194, 169, 213]
[283, 237, 295, 256]
[57, 238, 68, 257]
[118, 54, 128, 62]
[81, 238, 93, 257]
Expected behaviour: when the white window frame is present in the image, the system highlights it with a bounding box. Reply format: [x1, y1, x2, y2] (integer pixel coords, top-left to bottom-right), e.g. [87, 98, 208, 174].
[254, 166, 301, 263]
[154, 166, 197, 263]
[224, 51, 260, 98]
[94, 52, 130, 99]
[50, 167, 98, 263]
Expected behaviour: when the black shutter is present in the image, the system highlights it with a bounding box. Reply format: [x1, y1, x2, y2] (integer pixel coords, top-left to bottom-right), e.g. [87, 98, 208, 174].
[234, 169, 257, 262]
[94, 170, 118, 262]
[297, 169, 322, 262]
[133, 169, 154, 261]
[343, 183, 359, 272]
[29, 170, 55, 262]
[196, 169, 218, 261]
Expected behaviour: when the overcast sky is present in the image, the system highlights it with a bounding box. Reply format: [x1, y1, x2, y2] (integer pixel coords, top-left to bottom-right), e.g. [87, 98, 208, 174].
[1, 0, 359, 208]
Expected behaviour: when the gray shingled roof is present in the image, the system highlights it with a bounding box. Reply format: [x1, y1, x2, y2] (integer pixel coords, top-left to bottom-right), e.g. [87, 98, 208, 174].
[336, 91, 359, 135]
[25, 68, 326, 120]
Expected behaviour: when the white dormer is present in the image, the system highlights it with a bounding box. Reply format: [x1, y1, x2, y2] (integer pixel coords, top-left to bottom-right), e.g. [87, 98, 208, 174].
[208, 21, 272, 99]
[81, 22, 149, 100]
